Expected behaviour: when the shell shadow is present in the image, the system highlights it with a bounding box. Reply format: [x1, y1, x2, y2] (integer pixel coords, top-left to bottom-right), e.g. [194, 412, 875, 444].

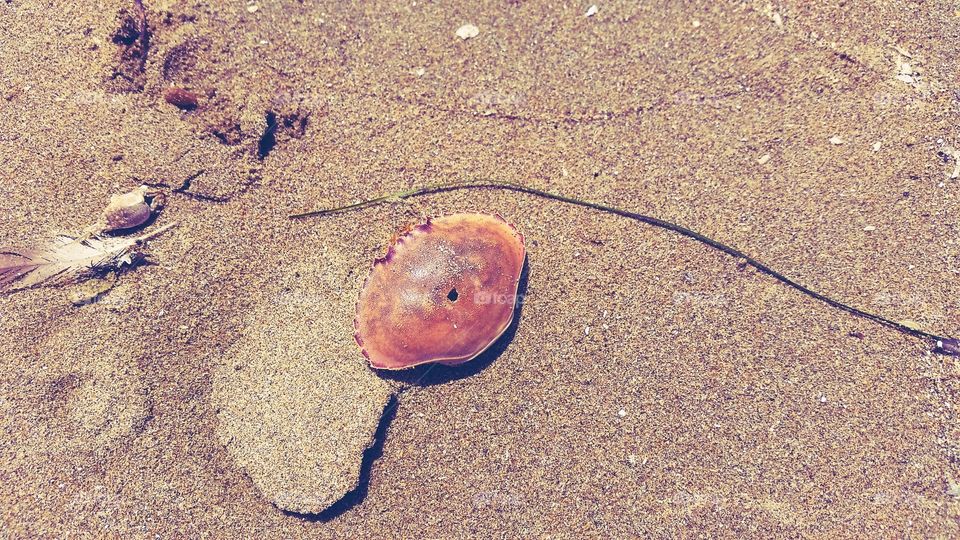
[377, 258, 530, 387]
[282, 393, 399, 522]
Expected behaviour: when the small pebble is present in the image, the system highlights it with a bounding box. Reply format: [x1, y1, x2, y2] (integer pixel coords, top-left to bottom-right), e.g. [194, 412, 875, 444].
[585, 5, 598, 17]
[757, 153, 771, 165]
[829, 136, 844, 145]
[164, 87, 199, 110]
[691, 20, 701, 28]
[414, 67, 426, 77]
[863, 225, 876, 231]
[246, 4, 259, 13]
[456, 23, 479, 40]
[872, 141, 882, 152]
[617, 409, 627, 418]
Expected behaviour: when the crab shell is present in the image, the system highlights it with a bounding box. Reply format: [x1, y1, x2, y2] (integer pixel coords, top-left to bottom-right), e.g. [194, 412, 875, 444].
[354, 213, 526, 370]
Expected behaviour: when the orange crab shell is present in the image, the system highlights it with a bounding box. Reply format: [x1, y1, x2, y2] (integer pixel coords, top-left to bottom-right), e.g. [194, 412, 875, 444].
[354, 213, 526, 370]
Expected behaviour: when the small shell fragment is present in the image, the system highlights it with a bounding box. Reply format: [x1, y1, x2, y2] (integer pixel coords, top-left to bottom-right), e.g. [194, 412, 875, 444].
[897, 60, 919, 84]
[455, 24, 479, 40]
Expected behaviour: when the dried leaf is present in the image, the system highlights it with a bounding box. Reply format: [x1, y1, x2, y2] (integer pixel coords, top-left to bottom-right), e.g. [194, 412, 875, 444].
[0, 223, 175, 293]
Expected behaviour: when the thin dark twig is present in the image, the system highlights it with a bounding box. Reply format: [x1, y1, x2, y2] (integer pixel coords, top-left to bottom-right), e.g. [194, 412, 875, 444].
[173, 169, 205, 193]
[290, 180, 956, 350]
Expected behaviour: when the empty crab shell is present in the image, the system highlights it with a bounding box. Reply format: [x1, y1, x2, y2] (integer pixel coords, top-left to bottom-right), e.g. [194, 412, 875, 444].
[354, 213, 526, 370]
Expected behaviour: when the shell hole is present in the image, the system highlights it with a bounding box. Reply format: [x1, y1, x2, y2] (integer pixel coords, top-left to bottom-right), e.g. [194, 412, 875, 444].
[447, 288, 459, 302]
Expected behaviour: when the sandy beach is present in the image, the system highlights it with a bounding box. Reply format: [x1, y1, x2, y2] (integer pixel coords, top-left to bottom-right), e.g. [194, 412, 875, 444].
[1, 0, 959, 537]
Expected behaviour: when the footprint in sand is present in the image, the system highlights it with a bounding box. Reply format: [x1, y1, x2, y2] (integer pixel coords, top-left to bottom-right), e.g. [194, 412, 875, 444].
[0, 322, 149, 467]
[212, 298, 393, 515]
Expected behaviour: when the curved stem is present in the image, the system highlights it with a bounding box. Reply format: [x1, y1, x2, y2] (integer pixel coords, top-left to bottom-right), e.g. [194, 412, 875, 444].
[290, 180, 954, 346]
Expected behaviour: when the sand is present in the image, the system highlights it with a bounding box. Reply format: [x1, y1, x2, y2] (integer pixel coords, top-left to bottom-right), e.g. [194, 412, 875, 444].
[1, 0, 959, 537]
[213, 293, 393, 515]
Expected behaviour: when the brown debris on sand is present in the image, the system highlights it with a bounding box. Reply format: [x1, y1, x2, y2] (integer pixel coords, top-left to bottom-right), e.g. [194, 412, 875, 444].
[163, 86, 199, 110]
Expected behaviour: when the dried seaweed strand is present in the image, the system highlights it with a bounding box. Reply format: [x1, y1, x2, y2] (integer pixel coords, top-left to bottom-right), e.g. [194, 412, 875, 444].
[290, 180, 958, 354]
